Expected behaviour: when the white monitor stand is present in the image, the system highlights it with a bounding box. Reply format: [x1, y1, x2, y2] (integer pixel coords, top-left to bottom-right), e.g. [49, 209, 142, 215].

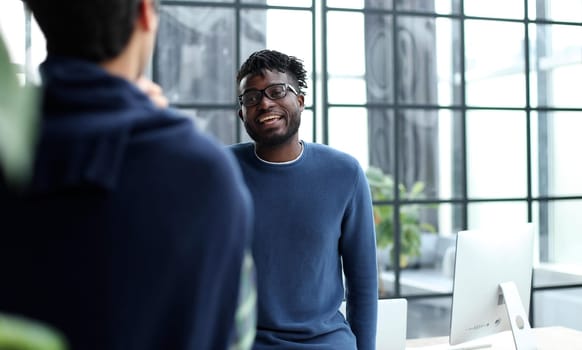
[436, 282, 536, 350]
[498, 281, 536, 350]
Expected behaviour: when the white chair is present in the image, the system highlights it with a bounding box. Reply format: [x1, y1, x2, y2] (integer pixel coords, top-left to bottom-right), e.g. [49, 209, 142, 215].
[340, 298, 407, 350]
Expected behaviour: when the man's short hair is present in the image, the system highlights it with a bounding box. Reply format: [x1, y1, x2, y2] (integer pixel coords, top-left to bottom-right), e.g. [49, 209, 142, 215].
[24, 0, 144, 62]
[237, 49, 308, 95]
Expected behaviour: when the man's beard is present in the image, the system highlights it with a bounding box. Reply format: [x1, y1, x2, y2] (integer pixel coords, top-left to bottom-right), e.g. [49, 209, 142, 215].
[244, 115, 301, 147]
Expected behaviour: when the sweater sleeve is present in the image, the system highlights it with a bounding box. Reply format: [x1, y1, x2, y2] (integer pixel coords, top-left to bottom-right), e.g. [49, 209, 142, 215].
[340, 165, 378, 350]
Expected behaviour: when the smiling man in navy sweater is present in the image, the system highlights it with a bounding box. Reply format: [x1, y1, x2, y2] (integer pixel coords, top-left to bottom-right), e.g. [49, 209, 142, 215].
[229, 49, 378, 350]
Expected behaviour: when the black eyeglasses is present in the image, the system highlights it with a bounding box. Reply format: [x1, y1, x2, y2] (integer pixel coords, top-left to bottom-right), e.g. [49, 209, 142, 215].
[238, 83, 298, 107]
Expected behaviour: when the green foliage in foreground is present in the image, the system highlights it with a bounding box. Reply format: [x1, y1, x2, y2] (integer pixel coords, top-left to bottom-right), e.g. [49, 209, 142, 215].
[0, 31, 39, 188]
[0, 312, 68, 350]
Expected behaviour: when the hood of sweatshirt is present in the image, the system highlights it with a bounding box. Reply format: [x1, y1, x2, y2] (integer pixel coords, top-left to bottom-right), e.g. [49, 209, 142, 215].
[29, 56, 166, 192]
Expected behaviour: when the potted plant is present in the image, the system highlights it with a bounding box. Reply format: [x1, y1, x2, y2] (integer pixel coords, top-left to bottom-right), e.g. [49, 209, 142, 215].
[365, 166, 436, 268]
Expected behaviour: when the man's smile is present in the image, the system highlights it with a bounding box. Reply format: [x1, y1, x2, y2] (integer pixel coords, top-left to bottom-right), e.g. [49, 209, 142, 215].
[258, 114, 283, 124]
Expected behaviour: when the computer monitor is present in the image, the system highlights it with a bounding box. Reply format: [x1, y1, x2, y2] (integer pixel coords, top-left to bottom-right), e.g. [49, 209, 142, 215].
[449, 223, 536, 350]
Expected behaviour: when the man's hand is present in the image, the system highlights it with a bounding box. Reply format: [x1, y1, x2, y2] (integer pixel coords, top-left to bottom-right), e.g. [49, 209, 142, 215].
[136, 76, 169, 108]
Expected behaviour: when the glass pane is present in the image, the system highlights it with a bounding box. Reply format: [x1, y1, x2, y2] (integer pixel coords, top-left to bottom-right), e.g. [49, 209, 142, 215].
[529, 0, 582, 22]
[375, 204, 395, 282]
[380, 261, 455, 297]
[367, 108, 395, 177]
[299, 109, 314, 143]
[395, 16, 438, 105]
[399, 108, 439, 193]
[466, 111, 527, 198]
[156, 7, 235, 104]
[363, 13, 393, 105]
[328, 78, 367, 105]
[529, 24, 582, 109]
[407, 297, 451, 338]
[397, 109, 460, 200]
[532, 200, 582, 283]
[242, 0, 312, 6]
[239, 9, 314, 107]
[534, 288, 582, 331]
[328, 107, 369, 169]
[435, 18, 461, 107]
[326, 0, 367, 10]
[365, 0, 392, 10]
[434, 109, 464, 200]
[377, 204, 461, 295]
[464, 0, 524, 19]
[536, 200, 582, 265]
[366, 16, 461, 107]
[465, 20, 525, 107]
[239, 9, 266, 61]
[326, 11, 367, 104]
[180, 109, 238, 145]
[396, 0, 436, 12]
[532, 112, 582, 197]
[467, 201, 528, 230]
[435, 0, 460, 15]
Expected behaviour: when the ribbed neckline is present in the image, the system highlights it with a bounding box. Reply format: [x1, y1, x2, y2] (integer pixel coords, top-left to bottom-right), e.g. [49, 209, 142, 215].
[254, 141, 304, 165]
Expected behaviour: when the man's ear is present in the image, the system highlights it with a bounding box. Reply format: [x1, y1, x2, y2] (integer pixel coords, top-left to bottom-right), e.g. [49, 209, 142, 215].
[238, 109, 244, 121]
[297, 94, 305, 112]
[137, 0, 157, 31]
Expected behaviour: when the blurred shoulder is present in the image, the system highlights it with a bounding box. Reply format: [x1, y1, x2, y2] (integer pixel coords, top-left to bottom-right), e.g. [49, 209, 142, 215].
[133, 109, 245, 186]
[227, 142, 254, 157]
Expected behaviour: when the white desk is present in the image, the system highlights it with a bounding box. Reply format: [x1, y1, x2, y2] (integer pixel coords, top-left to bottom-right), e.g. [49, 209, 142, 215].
[405, 326, 582, 350]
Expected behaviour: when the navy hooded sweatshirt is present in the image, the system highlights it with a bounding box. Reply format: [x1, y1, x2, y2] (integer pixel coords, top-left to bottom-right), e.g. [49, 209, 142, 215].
[0, 56, 253, 350]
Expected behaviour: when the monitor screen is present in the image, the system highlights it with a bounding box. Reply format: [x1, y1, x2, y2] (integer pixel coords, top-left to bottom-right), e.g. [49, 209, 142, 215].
[449, 223, 535, 349]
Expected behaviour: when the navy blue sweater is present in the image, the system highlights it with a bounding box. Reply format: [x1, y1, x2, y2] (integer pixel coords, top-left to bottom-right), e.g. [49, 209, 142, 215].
[0, 57, 253, 350]
[229, 142, 378, 350]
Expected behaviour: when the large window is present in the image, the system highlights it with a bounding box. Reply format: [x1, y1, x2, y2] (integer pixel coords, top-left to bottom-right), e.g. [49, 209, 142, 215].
[3, 0, 582, 339]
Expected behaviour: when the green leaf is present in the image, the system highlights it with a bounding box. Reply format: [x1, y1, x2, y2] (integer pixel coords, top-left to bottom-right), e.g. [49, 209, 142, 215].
[420, 222, 437, 233]
[0, 31, 40, 187]
[376, 217, 394, 247]
[409, 181, 426, 199]
[0, 312, 68, 350]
